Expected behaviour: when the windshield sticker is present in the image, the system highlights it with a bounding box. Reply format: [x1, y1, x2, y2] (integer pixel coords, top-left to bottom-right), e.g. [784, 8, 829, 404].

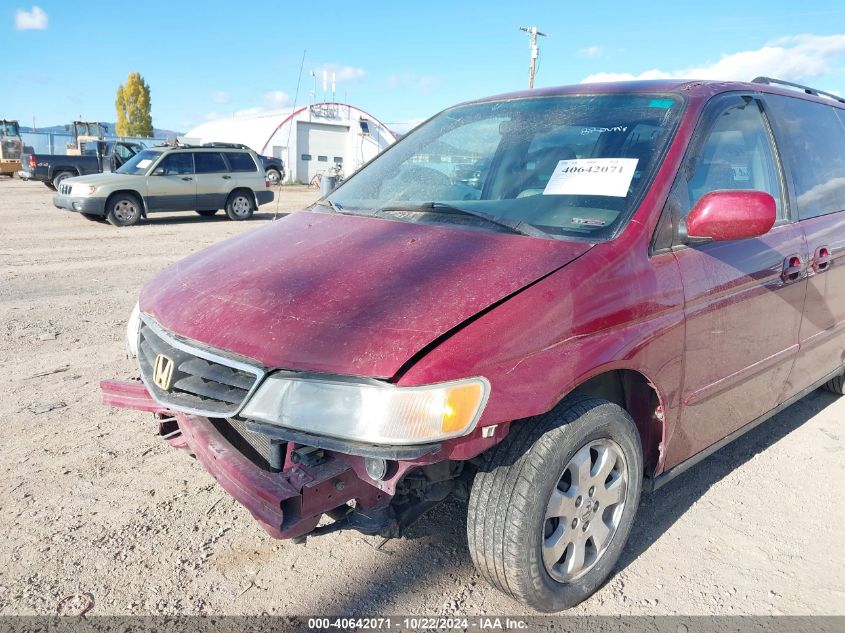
[543, 158, 639, 197]
[648, 98, 675, 109]
[581, 125, 628, 136]
[571, 217, 608, 227]
[136, 159, 152, 169]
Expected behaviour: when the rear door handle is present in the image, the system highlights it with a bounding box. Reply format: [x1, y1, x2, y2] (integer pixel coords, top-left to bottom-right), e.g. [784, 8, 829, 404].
[781, 254, 805, 284]
[181, 176, 193, 181]
[222, 175, 232, 180]
[812, 246, 832, 272]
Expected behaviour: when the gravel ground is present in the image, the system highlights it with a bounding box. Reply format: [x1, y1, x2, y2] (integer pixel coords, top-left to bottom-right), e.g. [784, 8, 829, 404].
[0, 178, 843, 617]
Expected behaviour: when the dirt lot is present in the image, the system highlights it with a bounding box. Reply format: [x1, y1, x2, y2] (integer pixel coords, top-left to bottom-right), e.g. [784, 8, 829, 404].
[0, 177, 843, 617]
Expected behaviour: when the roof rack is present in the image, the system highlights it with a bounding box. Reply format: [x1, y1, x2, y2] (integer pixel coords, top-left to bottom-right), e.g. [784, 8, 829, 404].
[752, 76, 845, 104]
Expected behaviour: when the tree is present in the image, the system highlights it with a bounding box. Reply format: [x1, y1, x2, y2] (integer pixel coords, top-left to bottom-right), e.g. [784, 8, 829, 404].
[115, 72, 153, 137]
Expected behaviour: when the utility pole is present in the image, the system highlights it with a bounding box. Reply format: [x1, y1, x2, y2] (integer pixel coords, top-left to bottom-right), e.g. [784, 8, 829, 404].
[519, 26, 547, 89]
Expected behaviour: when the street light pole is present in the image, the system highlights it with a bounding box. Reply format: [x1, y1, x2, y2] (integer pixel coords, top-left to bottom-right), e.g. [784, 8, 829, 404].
[519, 26, 547, 89]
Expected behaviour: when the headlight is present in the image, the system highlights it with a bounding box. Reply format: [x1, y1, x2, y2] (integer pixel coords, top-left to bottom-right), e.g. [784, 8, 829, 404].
[71, 184, 97, 196]
[241, 374, 490, 445]
[125, 302, 141, 358]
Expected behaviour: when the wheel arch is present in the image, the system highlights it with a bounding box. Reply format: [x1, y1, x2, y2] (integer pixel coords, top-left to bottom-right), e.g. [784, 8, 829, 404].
[51, 166, 80, 178]
[228, 186, 258, 207]
[105, 189, 146, 217]
[566, 368, 666, 477]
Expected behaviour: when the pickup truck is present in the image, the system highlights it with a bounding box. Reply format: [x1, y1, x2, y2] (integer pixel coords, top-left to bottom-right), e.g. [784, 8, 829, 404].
[19, 140, 144, 189]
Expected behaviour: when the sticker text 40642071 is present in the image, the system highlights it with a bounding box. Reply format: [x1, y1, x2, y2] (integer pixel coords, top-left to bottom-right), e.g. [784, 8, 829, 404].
[543, 158, 639, 197]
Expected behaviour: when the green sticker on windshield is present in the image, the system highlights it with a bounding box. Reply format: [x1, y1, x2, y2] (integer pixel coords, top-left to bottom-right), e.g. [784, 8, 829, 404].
[648, 98, 674, 109]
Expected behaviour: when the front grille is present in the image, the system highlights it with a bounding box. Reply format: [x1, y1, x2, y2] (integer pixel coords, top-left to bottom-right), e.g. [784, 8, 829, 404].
[138, 316, 264, 417]
[59, 184, 71, 195]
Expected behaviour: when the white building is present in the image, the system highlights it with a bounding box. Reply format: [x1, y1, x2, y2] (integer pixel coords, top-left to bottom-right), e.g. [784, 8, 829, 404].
[183, 102, 396, 183]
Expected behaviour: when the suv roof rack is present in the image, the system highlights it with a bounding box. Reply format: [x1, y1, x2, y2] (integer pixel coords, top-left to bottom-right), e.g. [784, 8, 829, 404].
[752, 76, 845, 104]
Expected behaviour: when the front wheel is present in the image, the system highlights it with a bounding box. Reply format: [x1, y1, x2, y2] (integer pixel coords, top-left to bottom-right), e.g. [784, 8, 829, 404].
[225, 191, 254, 220]
[105, 193, 142, 227]
[825, 372, 845, 395]
[467, 396, 643, 612]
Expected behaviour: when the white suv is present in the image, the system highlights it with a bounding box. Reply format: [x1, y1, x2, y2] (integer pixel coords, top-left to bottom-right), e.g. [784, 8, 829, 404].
[53, 145, 274, 226]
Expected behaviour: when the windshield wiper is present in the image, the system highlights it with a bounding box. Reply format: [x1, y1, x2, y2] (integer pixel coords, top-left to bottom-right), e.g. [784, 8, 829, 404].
[313, 199, 344, 213]
[376, 202, 550, 238]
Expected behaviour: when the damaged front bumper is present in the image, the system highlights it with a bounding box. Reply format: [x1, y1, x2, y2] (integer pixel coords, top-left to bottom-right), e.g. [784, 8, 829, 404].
[101, 379, 508, 540]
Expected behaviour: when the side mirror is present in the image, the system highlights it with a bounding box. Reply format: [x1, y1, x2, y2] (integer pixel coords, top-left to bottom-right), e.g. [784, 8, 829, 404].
[686, 190, 776, 242]
[152, 167, 166, 176]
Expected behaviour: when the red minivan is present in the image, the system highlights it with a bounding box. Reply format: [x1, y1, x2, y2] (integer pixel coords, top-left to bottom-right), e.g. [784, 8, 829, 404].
[103, 77, 845, 611]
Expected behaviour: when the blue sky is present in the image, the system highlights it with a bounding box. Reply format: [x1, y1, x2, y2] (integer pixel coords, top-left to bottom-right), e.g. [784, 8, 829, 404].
[2, 1, 845, 133]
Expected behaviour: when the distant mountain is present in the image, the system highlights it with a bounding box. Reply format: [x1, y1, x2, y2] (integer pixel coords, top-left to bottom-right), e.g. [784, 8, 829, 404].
[19, 123, 183, 139]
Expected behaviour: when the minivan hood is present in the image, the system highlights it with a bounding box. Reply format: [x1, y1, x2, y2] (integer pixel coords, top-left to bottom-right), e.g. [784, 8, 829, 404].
[140, 210, 592, 378]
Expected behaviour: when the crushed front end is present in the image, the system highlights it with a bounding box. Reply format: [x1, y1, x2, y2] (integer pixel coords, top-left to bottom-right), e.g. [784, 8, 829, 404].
[102, 310, 507, 541]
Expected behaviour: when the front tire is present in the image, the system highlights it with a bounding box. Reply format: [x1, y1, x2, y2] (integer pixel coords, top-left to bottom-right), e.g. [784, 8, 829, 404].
[825, 372, 845, 395]
[105, 193, 142, 227]
[225, 191, 254, 221]
[467, 396, 643, 612]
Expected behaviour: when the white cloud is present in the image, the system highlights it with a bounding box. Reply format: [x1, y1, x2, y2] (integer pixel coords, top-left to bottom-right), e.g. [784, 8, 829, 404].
[314, 64, 366, 83]
[15, 6, 48, 30]
[578, 46, 603, 59]
[264, 90, 290, 107]
[582, 34, 845, 84]
[212, 91, 231, 104]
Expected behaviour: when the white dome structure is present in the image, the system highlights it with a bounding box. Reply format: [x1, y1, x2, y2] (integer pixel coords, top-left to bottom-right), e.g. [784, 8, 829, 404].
[183, 102, 396, 184]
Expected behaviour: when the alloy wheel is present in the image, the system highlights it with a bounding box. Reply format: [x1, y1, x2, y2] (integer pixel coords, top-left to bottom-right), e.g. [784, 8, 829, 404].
[542, 438, 628, 583]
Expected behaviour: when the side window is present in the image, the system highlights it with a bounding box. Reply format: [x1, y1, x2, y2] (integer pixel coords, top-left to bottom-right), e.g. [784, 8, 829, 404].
[765, 96, 845, 220]
[194, 152, 227, 174]
[686, 99, 784, 219]
[226, 152, 258, 172]
[156, 153, 194, 175]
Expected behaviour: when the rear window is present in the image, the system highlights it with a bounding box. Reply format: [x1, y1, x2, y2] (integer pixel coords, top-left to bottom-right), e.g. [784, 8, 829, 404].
[226, 152, 258, 172]
[766, 95, 845, 219]
[194, 152, 228, 174]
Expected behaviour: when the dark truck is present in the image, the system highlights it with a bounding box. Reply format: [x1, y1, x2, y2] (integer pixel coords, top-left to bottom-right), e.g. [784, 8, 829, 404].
[19, 140, 144, 190]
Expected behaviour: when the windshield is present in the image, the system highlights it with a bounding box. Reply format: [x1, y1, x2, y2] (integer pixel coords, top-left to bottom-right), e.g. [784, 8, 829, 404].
[0, 122, 20, 136]
[76, 123, 104, 137]
[116, 149, 160, 175]
[329, 94, 683, 240]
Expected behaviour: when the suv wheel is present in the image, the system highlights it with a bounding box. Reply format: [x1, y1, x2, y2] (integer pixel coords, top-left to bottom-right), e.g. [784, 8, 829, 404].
[106, 193, 142, 227]
[266, 168, 282, 186]
[225, 191, 254, 220]
[52, 171, 74, 189]
[467, 396, 643, 612]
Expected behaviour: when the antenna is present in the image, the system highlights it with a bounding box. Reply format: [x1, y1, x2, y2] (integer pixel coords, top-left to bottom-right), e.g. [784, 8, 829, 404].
[519, 25, 547, 89]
